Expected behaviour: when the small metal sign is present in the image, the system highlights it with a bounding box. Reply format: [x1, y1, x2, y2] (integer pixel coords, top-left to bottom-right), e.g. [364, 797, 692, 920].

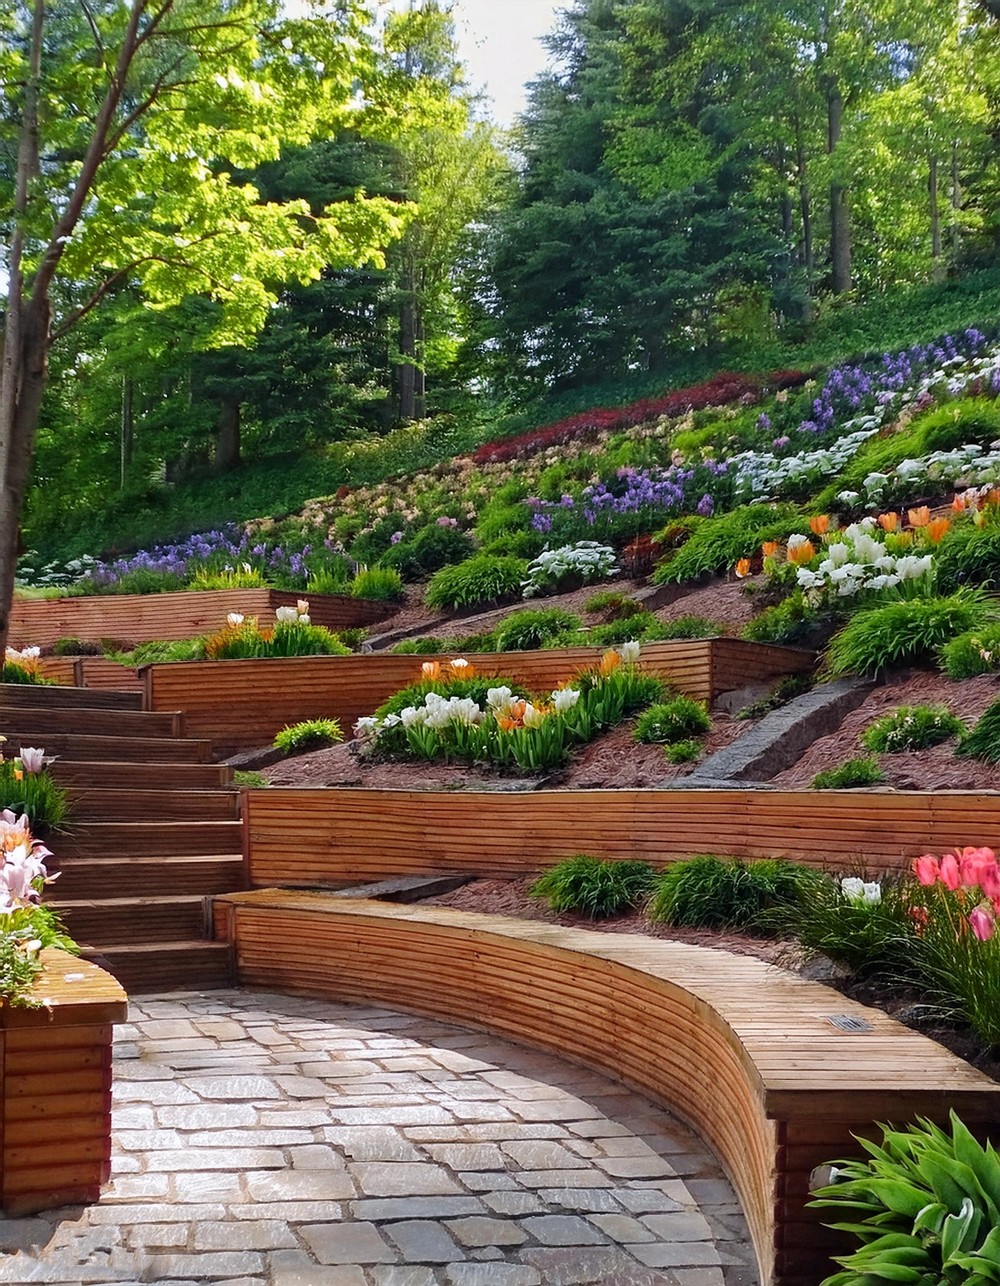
[825, 1013, 874, 1033]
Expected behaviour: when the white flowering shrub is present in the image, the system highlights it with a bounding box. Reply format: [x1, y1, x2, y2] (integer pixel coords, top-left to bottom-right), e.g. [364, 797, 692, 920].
[522, 542, 618, 598]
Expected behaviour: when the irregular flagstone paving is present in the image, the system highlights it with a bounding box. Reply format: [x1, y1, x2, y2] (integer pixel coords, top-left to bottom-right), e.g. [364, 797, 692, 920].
[0, 991, 759, 1286]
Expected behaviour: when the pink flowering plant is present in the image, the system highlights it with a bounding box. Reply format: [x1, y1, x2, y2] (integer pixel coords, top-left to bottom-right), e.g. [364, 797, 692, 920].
[0, 744, 68, 834]
[910, 846, 1000, 1049]
[0, 808, 76, 1006]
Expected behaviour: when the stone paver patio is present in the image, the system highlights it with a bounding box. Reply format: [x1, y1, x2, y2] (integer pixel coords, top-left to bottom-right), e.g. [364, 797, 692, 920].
[0, 990, 758, 1286]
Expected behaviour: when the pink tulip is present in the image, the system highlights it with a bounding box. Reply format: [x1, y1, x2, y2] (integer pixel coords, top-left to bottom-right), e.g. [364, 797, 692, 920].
[960, 851, 994, 889]
[969, 905, 995, 942]
[979, 861, 1000, 900]
[914, 854, 940, 886]
[17, 747, 45, 774]
[939, 853, 961, 891]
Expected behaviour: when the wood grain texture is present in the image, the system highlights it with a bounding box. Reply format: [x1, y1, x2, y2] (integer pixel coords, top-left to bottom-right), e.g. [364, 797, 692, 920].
[144, 640, 812, 756]
[0, 950, 127, 1216]
[10, 588, 391, 649]
[244, 786, 1000, 886]
[215, 892, 1000, 1286]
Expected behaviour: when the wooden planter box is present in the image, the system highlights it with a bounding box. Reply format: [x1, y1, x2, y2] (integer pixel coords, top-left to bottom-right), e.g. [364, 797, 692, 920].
[10, 588, 392, 650]
[143, 639, 813, 757]
[0, 949, 128, 1215]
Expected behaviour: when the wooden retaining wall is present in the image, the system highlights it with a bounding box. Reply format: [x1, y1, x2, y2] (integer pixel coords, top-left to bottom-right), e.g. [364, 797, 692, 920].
[10, 588, 391, 649]
[214, 892, 1000, 1286]
[144, 639, 812, 757]
[0, 949, 128, 1215]
[244, 785, 998, 886]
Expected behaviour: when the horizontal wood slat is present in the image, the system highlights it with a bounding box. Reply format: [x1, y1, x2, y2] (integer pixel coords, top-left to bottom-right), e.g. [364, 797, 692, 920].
[215, 892, 1000, 1286]
[245, 785, 1000, 886]
[144, 640, 812, 757]
[10, 588, 391, 649]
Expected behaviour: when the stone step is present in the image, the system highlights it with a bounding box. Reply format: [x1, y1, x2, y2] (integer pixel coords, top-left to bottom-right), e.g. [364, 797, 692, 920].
[0, 682, 143, 711]
[55, 895, 210, 945]
[65, 787, 240, 823]
[53, 855, 245, 900]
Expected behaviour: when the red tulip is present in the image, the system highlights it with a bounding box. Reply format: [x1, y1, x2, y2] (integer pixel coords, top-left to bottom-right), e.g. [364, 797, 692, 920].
[913, 854, 940, 886]
[939, 853, 961, 890]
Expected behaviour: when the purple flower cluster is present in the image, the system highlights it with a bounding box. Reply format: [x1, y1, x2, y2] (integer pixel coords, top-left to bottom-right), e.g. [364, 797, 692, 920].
[796, 330, 989, 437]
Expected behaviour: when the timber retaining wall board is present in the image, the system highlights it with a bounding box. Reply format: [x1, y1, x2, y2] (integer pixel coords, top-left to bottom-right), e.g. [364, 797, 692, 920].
[214, 891, 1000, 1286]
[244, 785, 1000, 885]
[144, 639, 812, 757]
[10, 588, 391, 650]
[0, 949, 127, 1215]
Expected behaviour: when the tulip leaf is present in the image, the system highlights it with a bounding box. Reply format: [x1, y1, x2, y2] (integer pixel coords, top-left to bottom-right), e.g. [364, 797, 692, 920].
[912, 1200, 947, 1235]
[865, 1180, 932, 1218]
[940, 1197, 978, 1261]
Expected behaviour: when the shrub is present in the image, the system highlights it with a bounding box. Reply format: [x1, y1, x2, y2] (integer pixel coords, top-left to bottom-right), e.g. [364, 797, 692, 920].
[481, 530, 548, 560]
[664, 739, 702, 764]
[743, 591, 834, 646]
[812, 757, 886, 789]
[649, 856, 815, 933]
[0, 661, 51, 685]
[824, 589, 999, 677]
[940, 623, 1000, 678]
[957, 698, 1000, 764]
[273, 719, 344, 755]
[350, 567, 405, 603]
[522, 542, 618, 598]
[861, 704, 966, 753]
[425, 555, 528, 612]
[585, 614, 659, 646]
[52, 637, 101, 657]
[306, 565, 352, 595]
[634, 697, 711, 744]
[810, 1113, 1000, 1286]
[492, 609, 582, 652]
[654, 503, 801, 585]
[529, 855, 655, 918]
[382, 523, 475, 581]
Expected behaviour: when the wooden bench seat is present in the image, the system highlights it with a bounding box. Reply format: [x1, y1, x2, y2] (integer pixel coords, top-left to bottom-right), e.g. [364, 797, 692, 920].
[213, 889, 1000, 1286]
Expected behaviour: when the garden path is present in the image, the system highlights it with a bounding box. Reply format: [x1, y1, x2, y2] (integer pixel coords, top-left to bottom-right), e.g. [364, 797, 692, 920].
[0, 991, 757, 1286]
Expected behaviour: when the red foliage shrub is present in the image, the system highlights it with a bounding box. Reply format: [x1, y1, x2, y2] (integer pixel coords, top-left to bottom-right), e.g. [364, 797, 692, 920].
[471, 369, 808, 466]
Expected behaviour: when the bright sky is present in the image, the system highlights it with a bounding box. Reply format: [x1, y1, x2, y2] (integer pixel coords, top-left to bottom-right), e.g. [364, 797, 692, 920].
[450, 0, 564, 125]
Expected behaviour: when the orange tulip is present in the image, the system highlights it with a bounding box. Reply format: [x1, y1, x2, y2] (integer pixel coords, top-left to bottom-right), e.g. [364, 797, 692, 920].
[735, 558, 752, 578]
[421, 660, 441, 681]
[988, 490, 1000, 509]
[877, 512, 899, 533]
[448, 658, 476, 678]
[908, 506, 930, 528]
[599, 649, 622, 676]
[925, 517, 951, 544]
[787, 539, 816, 566]
[761, 541, 779, 557]
[808, 514, 830, 536]
[952, 494, 968, 513]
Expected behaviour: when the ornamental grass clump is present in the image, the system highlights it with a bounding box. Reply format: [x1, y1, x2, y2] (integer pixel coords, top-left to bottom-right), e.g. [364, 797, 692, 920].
[780, 872, 916, 980]
[0, 809, 77, 1007]
[812, 757, 886, 789]
[956, 698, 1000, 764]
[940, 623, 1000, 678]
[273, 719, 344, 756]
[910, 846, 1000, 1049]
[810, 1112, 1000, 1286]
[649, 856, 816, 934]
[530, 855, 655, 918]
[861, 704, 966, 753]
[634, 696, 710, 745]
[349, 567, 405, 603]
[492, 608, 582, 652]
[426, 554, 528, 611]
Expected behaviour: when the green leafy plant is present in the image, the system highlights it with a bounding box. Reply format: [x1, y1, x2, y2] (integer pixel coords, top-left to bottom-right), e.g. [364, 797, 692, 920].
[780, 872, 916, 979]
[812, 757, 886, 789]
[824, 589, 999, 677]
[737, 673, 814, 720]
[233, 770, 269, 788]
[936, 526, 1000, 594]
[743, 591, 825, 645]
[52, 636, 101, 656]
[273, 719, 344, 755]
[306, 565, 352, 596]
[0, 757, 69, 834]
[266, 620, 352, 658]
[97, 568, 186, 595]
[940, 623, 1000, 679]
[810, 1112, 1000, 1286]
[653, 615, 723, 640]
[654, 503, 801, 585]
[649, 855, 815, 933]
[189, 566, 267, 589]
[0, 661, 53, 685]
[861, 704, 966, 753]
[530, 855, 655, 918]
[584, 589, 645, 619]
[425, 554, 528, 611]
[492, 609, 582, 652]
[634, 696, 711, 744]
[103, 638, 205, 665]
[664, 738, 703, 764]
[350, 567, 405, 603]
[382, 523, 475, 581]
[956, 698, 1000, 764]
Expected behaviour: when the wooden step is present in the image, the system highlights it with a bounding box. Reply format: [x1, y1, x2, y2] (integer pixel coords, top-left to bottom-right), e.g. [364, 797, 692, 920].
[53, 855, 245, 900]
[0, 707, 181, 739]
[79, 941, 234, 994]
[56, 821, 243, 858]
[0, 731, 213, 764]
[48, 761, 234, 792]
[64, 788, 240, 823]
[55, 896, 210, 945]
[0, 682, 143, 711]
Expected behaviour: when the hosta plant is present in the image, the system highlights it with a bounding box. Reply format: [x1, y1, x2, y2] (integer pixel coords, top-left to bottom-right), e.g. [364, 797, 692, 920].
[521, 542, 618, 598]
[530, 855, 655, 918]
[810, 1112, 1000, 1286]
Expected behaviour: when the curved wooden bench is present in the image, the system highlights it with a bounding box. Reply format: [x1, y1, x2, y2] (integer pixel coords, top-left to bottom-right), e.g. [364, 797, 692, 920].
[213, 890, 1000, 1286]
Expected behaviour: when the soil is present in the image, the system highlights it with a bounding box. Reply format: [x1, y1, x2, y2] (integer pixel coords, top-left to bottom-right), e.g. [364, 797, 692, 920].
[423, 877, 1000, 1083]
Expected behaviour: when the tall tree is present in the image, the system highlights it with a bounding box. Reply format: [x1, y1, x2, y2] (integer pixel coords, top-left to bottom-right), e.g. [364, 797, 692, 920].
[0, 0, 412, 652]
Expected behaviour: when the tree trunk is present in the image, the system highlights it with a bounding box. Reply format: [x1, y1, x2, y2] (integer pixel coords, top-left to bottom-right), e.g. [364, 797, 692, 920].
[795, 124, 814, 288]
[398, 285, 417, 422]
[414, 306, 426, 421]
[120, 375, 134, 489]
[215, 397, 241, 473]
[827, 83, 852, 293]
[929, 155, 945, 281]
[951, 141, 962, 265]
